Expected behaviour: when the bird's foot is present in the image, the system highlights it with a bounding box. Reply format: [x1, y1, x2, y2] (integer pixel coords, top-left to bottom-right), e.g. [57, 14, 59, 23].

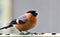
[20, 31, 31, 35]
[20, 31, 40, 35]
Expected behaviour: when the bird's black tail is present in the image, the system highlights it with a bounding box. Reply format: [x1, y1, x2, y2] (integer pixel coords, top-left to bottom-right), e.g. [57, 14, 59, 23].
[0, 19, 17, 30]
[0, 23, 13, 30]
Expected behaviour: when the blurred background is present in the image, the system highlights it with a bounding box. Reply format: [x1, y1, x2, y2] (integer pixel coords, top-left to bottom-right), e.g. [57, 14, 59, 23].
[0, 0, 60, 34]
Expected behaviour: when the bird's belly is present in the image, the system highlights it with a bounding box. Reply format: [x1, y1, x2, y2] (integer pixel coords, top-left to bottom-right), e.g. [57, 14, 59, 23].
[16, 17, 37, 31]
[15, 23, 36, 31]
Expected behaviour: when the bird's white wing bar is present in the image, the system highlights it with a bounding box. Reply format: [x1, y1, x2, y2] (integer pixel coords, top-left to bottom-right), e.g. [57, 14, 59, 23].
[16, 19, 19, 24]
[16, 15, 28, 24]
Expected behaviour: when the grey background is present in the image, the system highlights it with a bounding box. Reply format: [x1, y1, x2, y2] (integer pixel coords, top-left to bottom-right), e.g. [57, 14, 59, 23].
[12, 0, 60, 33]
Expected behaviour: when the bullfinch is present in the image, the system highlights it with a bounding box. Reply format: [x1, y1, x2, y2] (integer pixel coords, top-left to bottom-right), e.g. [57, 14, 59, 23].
[0, 10, 38, 33]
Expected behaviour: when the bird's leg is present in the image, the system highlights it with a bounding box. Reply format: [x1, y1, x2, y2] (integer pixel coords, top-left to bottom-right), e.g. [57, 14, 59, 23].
[25, 31, 31, 34]
[19, 31, 25, 35]
[20, 31, 31, 35]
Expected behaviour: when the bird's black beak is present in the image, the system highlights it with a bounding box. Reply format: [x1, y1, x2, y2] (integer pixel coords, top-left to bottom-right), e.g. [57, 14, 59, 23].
[35, 13, 38, 16]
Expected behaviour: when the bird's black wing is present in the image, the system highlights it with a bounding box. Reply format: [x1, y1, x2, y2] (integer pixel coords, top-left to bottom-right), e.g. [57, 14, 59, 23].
[17, 15, 28, 24]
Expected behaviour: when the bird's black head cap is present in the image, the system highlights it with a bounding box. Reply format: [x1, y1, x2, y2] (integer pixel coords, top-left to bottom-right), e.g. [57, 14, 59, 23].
[27, 10, 38, 17]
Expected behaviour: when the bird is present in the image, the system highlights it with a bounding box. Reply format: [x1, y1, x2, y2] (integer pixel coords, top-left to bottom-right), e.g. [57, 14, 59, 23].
[0, 10, 38, 34]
